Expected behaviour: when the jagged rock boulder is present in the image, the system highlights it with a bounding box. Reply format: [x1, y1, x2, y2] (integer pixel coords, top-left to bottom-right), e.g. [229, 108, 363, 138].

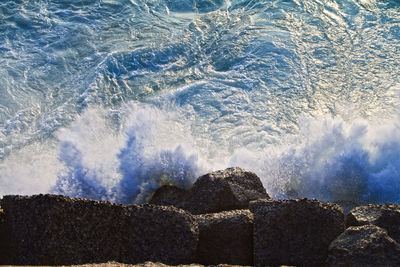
[150, 167, 269, 214]
[346, 204, 400, 243]
[250, 198, 345, 266]
[327, 225, 400, 266]
[1, 194, 198, 265]
[194, 210, 253, 266]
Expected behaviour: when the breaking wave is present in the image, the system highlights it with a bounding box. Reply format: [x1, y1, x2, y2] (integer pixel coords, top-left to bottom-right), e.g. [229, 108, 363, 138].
[1, 0, 400, 204]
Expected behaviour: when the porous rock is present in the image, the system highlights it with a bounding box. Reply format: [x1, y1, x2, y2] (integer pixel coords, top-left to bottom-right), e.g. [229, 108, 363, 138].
[1, 194, 198, 265]
[346, 204, 400, 243]
[131, 262, 248, 267]
[1, 194, 124, 265]
[327, 225, 400, 266]
[194, 210, 253, 265]
[63, 261, 248, 267]
[120, 204, 198, 265]
[0, 205, 7, 264]
[250, 198, 345, 266]
[150, 167, 269, 214]
[149, 185, 187, 207]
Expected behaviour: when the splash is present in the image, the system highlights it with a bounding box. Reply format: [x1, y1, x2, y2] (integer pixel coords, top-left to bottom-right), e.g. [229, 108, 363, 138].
[2, 101, 400, 205]
[1, 0, 400, 205]
[52, 103, 209, 203]
[230, 114, 400, 204]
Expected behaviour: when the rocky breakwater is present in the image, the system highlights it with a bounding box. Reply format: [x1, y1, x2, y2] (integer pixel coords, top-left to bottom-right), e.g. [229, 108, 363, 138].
[250, 199, 345, 266]
[0, 195, 198, 265]
[150, 167, 267, 265]
[150, 167, 269, 214]
[326, 204, 400, 266]
[1, 167, 400, 266]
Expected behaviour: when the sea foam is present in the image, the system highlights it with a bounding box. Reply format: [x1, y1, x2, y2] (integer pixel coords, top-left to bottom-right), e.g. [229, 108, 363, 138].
[1, 101, 400, 205]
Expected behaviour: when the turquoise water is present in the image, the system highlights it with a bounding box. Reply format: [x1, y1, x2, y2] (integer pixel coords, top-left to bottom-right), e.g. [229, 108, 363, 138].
[1, 0, 399, 204]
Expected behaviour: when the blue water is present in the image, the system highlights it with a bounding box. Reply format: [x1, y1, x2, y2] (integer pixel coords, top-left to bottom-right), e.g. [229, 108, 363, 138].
[1, 0, 399, 204]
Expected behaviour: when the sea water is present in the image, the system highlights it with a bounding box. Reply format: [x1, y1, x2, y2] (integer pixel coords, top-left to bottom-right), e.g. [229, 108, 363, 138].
[0, 0, 399, 204]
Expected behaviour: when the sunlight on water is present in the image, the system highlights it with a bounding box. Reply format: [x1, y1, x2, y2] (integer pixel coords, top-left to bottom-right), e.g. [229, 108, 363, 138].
[0, 0, 399, 204]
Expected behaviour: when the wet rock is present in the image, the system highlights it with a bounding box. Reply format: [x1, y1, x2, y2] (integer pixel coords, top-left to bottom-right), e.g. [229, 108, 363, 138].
[327, 225, 400, 266]
[250, 198, 345, 266]
[149, 185, 187, 207]
[195, 210, 253, 266]
[120, 204, 198, 265]
[346, 204, 400, 243]
[333, 200, 361, 215]
[150, 167, 269, 214]
[1, 194, 198, 265]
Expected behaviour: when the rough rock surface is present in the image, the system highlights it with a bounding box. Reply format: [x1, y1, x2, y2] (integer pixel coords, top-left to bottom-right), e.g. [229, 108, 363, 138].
[60, 262, 250, 267]
[1, 194, 198, 265]
[119, 262, 249, 267]
[120, 205, 198, 265]
[149, 185, 187, 207]
[250, 198, 345, 266]
[150, 167, 269, 214]
[346, 204, 400, 243]
[194, 210, 253, 266]
[0, 205, 7, 264]
[327, 225, 400, 266]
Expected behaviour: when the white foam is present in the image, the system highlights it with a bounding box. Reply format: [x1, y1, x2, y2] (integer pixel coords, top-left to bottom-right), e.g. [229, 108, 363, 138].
[230, 114, 400, 203]
[1, 101, 400, 205]
[52, 102, 211, 203]
[0, 142, 61, 196]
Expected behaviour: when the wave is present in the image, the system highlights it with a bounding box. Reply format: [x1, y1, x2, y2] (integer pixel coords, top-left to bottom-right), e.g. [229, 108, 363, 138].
[231, 114, 400, 203]
[1, 101, 399, 205]
[51, 103, 210, 203]
[1, 0, 400, 204]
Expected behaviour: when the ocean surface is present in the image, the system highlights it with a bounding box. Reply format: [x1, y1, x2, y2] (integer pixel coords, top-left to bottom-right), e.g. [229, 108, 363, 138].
[1, 0, 399, 204]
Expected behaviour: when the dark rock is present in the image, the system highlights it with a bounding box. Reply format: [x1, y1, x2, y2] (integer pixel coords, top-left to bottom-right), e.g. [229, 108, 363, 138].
[150, 167, 269, 214]
[195, 210, 253, 266]
[132, 262, 249, 267]
[149, 185, 187, 207]
[0, 205, 7, 264]
[250, 198, 345, 266]
[1, 194, 124, 265]
[1, 194, 198, 265]
[346, 204, 400, 243]
[120, 204, 198, 265]
[327, 225, 400, 266]
[334, 200, 362, 215]
[65, 262, 249, 267]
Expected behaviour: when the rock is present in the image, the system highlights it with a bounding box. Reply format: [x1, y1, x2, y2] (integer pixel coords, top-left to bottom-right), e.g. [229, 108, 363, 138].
[149, 185, 187, 207]
[250, 198, 345, 266]
[327, 225, 400, 266]
[59, 261, 249, 267]
[130, 262, 249, 267]
[1, 194, 124, 265]
[194, 210, 253, 266]
[1, 194, 198, 265]
[120, 204, 198, 265]
[346, 204, 400, 243]
[334, 200, 362, 215]
[0, 205, 7, 264]
[150, 167, 269, 214]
